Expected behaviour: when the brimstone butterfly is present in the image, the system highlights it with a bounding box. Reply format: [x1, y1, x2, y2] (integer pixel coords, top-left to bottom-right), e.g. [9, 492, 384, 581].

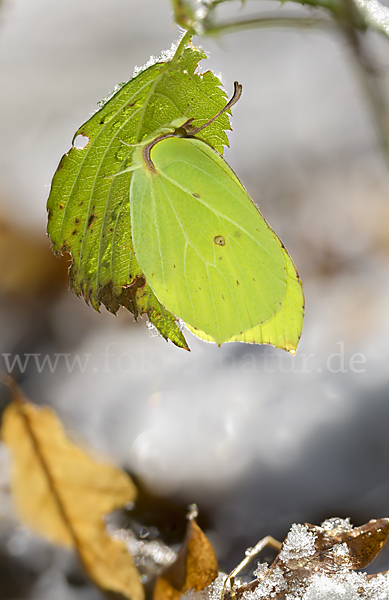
[117, 82, 304, 348]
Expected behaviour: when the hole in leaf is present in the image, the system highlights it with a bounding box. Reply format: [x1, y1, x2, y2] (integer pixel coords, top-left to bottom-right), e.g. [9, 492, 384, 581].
[73, 134, 89, 149]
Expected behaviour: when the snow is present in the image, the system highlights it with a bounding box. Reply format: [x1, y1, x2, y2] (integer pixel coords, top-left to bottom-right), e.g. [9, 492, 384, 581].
[182, 520, 389, 600]
[278, 523, 317, 568]
[321, 518, 353, 533]
[132, 37, 183, 79]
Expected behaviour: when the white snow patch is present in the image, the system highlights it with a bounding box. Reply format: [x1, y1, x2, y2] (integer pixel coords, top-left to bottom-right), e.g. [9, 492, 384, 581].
[180, 518, 389, 600]
[243, 566, 287, 600]
[321, 517, 353, 532]
[303, 571, 367, 600]
[278, 523, 316, 566]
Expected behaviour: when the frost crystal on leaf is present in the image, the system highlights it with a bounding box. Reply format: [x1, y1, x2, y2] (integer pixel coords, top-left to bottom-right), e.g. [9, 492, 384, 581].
[321, 517, 352, 532]
[132, 37, 183, 79]
[278, 523, 316, 567]
[232, 519, 389, 600]
[252, 566, 287, 599]
[365, 572, 389, 599]
[331, 542, 350, 565]
[253, 562, 269, 580]
[146, 320, 160, 337]
[182, 573, 229, 600]
[96, 82, 127, 110]
[353, 0, 389, 34]
[303, 571, 367, 600]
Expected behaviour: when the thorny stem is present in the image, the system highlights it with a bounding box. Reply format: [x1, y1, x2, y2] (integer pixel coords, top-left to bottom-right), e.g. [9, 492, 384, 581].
[339, 0, 389, 167]
[172, 1, 389, 169]
[200, 15, 336, 36]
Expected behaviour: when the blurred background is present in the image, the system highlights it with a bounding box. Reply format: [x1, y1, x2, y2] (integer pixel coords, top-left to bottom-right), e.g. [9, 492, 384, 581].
[1, 0, 389, 598]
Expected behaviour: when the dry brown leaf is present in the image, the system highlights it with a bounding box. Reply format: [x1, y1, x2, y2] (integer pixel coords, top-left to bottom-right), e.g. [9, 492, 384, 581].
[153, 519, 219, 600]
[230, 518, 389, 600]
[1, 384, 144, 600]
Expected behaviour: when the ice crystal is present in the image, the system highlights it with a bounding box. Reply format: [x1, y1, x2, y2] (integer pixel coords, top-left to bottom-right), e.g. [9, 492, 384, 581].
[146, 320, 160, 337]
[184, 519, 389, 600]
[330, 542, 351, 568]
[132, 37, 182, 79]
[303, 571, 367, 600]
[278, 523, 316, 567]
[253, 562, 269, 580]
[187, 503, 199, 520]
[321, 517, 352, 532]
[191, 0, 214, 34]
[96, 82, 127, 110]
[182, 573, 229, 600]
[353, 0, 389, 35]
[365, 572, 389, 599]
[250, 565, 287, 599]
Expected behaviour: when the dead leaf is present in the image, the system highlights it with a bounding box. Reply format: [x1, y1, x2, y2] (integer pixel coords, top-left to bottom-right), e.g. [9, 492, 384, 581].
[230, 518, 389, 600]
[1, 382, 144, 600]
[153, 519, 219, 600]
[306, 518, 389, 572]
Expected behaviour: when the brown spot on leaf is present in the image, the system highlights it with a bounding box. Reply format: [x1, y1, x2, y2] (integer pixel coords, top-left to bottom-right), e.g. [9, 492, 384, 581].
[87, 214, 96, 228]
[214, 235, 226, 246]
[118, 276, 146, 320]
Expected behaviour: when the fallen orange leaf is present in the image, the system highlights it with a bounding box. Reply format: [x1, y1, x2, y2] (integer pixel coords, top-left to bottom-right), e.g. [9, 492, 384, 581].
[153, 517, 219, 600]
[1, 383, 144, 600]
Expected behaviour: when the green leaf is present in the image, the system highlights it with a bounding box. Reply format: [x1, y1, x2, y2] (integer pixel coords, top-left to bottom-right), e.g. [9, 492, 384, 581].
[47, 40, 232, 350]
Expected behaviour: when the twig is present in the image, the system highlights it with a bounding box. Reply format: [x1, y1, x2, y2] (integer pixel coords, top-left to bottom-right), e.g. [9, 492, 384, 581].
[202, 15, 336, 36]
[340, 0, 389, 168]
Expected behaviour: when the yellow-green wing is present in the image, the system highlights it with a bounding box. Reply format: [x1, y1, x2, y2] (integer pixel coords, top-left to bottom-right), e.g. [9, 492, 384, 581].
[130, 136, 298, 347]
[186, 247, 304, 353]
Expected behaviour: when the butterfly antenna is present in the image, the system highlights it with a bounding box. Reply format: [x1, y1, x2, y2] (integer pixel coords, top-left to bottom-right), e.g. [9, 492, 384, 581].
[185, 81, 242, 136]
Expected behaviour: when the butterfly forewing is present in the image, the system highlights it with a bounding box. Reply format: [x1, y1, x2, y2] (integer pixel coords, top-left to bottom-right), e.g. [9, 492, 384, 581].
[130, 136, 288, 345]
